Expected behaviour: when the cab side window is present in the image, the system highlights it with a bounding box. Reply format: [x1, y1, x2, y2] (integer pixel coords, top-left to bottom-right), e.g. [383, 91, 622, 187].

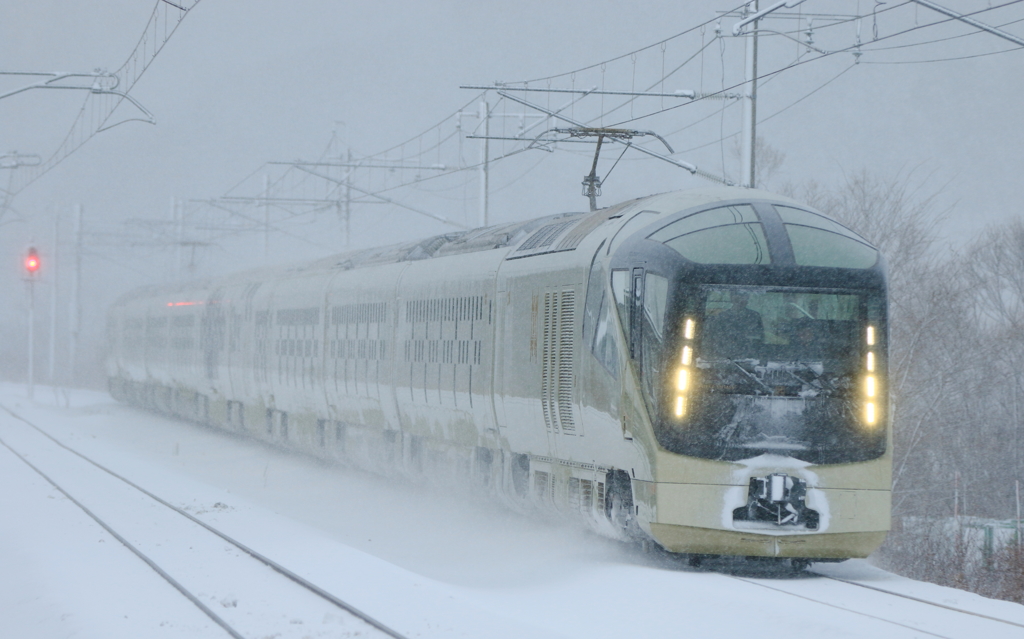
[611, 269, 630, 341]
[639, 273, 669, 411]
[583, 258, 620, 378]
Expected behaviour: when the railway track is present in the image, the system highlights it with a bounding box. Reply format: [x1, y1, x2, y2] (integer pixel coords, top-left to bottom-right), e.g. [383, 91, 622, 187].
[636, 529, 1024, 637]
[815, 572, 1024, 631]
[6, 395, 1024, 639]
[0, 403, 406, 639]
[728, 573, 1018, 639]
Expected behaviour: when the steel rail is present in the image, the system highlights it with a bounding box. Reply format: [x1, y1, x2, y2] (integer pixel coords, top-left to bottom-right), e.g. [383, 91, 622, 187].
[814, 573, 1024, 630]
[728, 574, 955, 639]
[0, 403, 409, 639]
[0, 433, 245, 639]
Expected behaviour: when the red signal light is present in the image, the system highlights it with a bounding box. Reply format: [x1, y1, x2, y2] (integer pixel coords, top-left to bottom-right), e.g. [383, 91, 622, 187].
[25, 247, 40, 275]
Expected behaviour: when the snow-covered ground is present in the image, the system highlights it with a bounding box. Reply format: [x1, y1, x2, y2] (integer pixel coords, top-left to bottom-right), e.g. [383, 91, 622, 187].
[3, 383, 1024, 638]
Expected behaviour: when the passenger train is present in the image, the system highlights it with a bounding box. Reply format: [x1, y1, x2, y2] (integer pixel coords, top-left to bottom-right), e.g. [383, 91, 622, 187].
[107, 186, 891, 566]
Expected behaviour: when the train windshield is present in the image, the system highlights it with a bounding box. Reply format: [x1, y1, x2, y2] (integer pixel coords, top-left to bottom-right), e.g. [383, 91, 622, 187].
[644, 285, 887, 464]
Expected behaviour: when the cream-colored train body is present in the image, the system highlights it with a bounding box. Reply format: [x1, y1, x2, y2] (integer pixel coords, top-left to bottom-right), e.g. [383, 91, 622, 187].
[108, 187, 892, 562]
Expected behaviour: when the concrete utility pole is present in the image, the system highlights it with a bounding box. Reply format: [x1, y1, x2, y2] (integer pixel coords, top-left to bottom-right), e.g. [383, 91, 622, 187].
[733, 0, 809, 188]
[22, 244, 41, 399]
[478, 100, 490, 228]
[262, 174, 271, 261]
[344, 148, 352, 246]
[26, 261, 36, 400]
[69, 204, 83, 389]
[173, 196, 183, 279]
[740, 0, 759, 189]
[48, 214, 59, 384]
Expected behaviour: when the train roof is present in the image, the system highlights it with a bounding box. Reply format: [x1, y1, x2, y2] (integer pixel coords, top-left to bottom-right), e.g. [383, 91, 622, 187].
[111, 187, 869, 308]
[302, 186, 842, 270]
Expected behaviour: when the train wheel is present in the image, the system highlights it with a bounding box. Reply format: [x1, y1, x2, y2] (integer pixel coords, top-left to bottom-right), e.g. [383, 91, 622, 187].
[605, 469, 635, 536]
[790, 558, 811, 572]
[609, 491, 631, 529]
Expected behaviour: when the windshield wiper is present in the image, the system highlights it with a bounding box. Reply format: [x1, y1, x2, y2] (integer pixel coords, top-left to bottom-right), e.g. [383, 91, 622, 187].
[786, 361, 836, 392]
[728, 359, 775, 394]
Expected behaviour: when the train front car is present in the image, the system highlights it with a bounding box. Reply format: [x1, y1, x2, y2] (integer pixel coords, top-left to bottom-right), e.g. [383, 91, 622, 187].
[607, 193, 889, 561]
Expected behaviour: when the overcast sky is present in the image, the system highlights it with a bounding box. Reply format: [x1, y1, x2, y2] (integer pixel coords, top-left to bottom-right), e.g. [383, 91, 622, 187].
[2, 0, 1023, 378]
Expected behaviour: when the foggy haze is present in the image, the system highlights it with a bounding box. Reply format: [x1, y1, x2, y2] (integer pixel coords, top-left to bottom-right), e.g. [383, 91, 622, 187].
[5, 2, 1024, 631]
[1, 1, 1021, 381]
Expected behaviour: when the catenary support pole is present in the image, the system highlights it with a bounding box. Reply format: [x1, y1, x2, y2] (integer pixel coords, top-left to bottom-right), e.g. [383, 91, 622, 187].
[48, 213, 59, 384]
[173, 197, 182, 279]
[345, 148, 352, 247]
[478, 100, 489, 228]
[27, 278, 35, 400]
[69, 204, 82, 389]
[263, 174, 270, 261]
[740, 0, 759, 188]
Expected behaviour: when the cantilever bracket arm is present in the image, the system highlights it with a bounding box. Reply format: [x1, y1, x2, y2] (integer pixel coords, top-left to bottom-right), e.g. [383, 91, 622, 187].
[0, 70, 156, 128]
[733, 0, 809, 36]
[0, 70, 119, 101]
[291, 164, 467, 229]
[909, 0, 1024, 47]
[93, 88, 157, 130]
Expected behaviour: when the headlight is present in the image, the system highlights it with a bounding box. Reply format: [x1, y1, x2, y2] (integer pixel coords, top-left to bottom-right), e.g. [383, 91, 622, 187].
[674, 318, 696, 420]
[674, 396, 686, 418]
[864, 325, 879, 426]
[676, 368, 689, 392]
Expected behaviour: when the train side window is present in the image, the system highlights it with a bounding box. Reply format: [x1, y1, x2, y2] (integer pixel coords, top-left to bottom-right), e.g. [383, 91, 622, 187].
[665, 224, 769, 264]
[583, 253, 605, 351]
[785, 225, 879, 269]
[648, 205, 758, 243]
[592, 295, 620, 378]
[774, 205, 869, 243]
[584, 254, 620, 378]
[611, 269, 630, 341]
[607, 210, 659, 255]
[639, 273, 669, 410]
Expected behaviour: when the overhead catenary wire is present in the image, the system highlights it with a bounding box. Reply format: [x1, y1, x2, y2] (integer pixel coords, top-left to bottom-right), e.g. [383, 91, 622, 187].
[194, 0, 1024, 258]
[599, 0, 1024, 129]
[669, 61, 858, 160]
[4, 1, 203, 205]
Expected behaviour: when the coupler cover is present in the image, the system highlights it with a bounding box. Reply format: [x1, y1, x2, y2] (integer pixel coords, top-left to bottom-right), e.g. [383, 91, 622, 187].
[733, 473, 820, 530]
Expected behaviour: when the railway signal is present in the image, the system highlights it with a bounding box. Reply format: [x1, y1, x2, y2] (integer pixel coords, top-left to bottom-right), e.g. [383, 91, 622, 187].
[23, 245, 40, 399]
[25, 246, 40, 276]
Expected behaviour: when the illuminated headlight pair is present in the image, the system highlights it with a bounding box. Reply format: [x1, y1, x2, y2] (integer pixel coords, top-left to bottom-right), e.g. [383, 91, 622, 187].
[865, 326, 878, 426]
[674, 319, 695, 418]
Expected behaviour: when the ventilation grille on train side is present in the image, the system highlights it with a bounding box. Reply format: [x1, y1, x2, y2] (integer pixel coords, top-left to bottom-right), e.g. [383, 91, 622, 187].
[541, 289, 576, 434]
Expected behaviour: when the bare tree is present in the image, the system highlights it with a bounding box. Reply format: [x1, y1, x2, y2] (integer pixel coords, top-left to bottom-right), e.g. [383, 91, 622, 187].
[790, 172, 1024, 600]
